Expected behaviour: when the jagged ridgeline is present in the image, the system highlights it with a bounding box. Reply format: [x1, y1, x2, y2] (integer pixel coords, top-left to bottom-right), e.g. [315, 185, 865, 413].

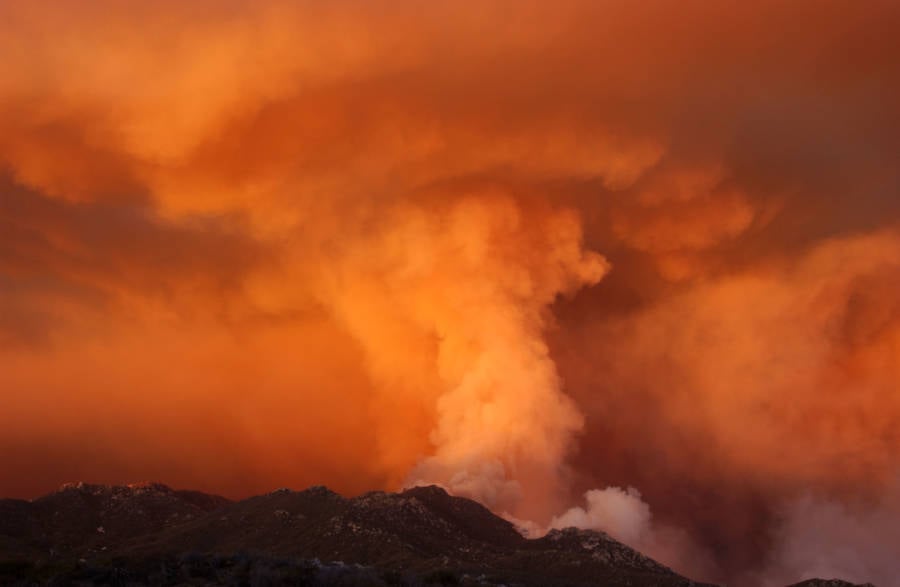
[0, 483, 873, 587]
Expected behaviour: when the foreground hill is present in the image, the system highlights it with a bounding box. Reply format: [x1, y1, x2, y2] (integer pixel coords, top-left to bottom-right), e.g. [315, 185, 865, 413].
[0, 483, 874, 586]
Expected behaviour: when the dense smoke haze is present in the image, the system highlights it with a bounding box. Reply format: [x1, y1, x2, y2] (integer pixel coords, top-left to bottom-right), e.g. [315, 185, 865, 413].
[1, 1, 899, 585]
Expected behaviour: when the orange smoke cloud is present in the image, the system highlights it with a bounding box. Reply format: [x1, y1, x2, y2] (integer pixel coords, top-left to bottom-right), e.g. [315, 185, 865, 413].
[1, 1, 899, 585]
[289, 193, 606, 520]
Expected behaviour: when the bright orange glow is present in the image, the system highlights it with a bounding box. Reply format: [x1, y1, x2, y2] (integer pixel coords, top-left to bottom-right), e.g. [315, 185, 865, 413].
[2, 1, 899, 584]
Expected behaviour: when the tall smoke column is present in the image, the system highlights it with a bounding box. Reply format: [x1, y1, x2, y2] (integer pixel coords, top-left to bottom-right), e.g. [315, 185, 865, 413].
[317, 194, 608, 520]
[2, 1, 899, 584]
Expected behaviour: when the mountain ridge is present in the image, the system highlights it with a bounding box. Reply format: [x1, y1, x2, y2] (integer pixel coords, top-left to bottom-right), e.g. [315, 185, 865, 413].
[0, 482, 875, 586]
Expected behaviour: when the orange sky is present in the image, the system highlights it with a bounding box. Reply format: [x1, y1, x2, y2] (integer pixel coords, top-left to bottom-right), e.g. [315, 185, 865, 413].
[2, 1, 899, 584]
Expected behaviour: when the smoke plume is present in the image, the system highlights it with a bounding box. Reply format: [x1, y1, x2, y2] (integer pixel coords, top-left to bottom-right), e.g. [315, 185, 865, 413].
[314, 195, 608, 518]
[1, 1, 899, 585]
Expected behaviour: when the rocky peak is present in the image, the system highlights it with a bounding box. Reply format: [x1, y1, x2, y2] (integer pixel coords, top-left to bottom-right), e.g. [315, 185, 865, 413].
[50, 481, 175, 500]
[538, 527, 671, 575]
[787, 580, 877, 587]
[0, 483, 880, 587]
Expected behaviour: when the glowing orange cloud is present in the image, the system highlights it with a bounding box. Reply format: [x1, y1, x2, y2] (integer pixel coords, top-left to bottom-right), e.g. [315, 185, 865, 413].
[1, 1, 899, 585]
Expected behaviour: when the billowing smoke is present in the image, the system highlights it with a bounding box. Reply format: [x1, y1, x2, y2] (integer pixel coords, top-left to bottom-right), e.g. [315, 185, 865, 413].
[758, 489, 900, 587]
[1, 1, 899, 585]
[551, 487, 651, 545]
[314, 195, 608, 518]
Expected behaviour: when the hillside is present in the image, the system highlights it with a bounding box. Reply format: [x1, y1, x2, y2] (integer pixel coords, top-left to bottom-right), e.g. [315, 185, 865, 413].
[0, 483, 874, 586]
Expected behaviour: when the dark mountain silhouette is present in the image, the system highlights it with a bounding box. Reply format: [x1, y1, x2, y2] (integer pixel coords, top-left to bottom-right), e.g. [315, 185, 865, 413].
[0, 483, 876, 586]
[787, 581, 876, 587]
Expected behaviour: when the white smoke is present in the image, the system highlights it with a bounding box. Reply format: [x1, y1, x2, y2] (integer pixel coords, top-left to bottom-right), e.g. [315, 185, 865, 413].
[543, 486, 719, 582]
[758, 491, 900, 587]
[550, 486, 652, 545]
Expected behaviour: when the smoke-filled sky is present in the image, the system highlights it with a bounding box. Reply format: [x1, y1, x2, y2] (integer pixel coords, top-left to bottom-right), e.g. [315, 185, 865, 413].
[2, 1, 899, 584]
